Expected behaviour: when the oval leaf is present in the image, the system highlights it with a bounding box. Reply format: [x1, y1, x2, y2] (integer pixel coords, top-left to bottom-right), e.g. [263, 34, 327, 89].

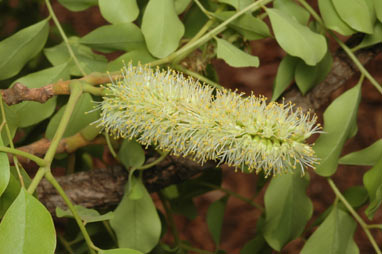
[0, 19, 49, 80]
[363, 157, 382, 219]
[99, 0, 139, 23]
[56, 205, 114, 223]
[274, 0, 310, 25]
[301, 205, 359, 254]
[118, 139, 145, 169]
[206, 196, 229, 247]
[110, 177, 161, 253]
[45, 92, 99, 139]
[9, 63, 70, 128]
[0, 138, 10, 197]
[353, 22, 382, 51]
[271, 54, 298, 101]
[314, 84, 362, 176]
[263, 172, 313, 251]
[218, 0, 252, 10]
[58, 0, 98, 11]
[80, 23, 144, 53]
[0, 188, 56, 253]
[142, 0, 185, 58]
[175, 0, 192, 14]
[332, 0, 373, 34]
[318, 0, 355, 35]
[216, 38, 259, 67]
[267, 8, 327, 66]
[339, 139, 382, 166]
[295, 49, 332, 94]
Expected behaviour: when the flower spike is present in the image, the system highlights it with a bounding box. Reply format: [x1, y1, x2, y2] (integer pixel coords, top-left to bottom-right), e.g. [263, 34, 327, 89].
[95, 63, 320, 177]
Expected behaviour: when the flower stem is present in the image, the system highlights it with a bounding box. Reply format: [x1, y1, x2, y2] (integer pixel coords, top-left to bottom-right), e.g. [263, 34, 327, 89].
[328, 178, 382, 254]
[172, 65, 223, 89]
[0, 146, 46, 166]
[45, 171, 98, 254]
[136, 151, 169, 170]
[44, 0, 87, 76]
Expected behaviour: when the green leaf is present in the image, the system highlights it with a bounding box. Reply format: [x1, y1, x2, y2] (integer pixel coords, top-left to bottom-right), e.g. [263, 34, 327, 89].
[44, 37, 107, 76]
[363, 157, 382, 219]
[318, 0, 355, 35]
[273, 0, 310, 25]
[314, 84, 362, 176]
[342, 186, 368, 209]
[56, 205, 114, 223]
[79, 23, 144, 53]
[58, 0, 98, 11]
[339, 139, 382, 166]
[142, 0, 185, 58]
[110, 177, 161, 253]
[161, 185, 179, 200]
[217, 0, 252, 10]
[215, 11, 270, 40]
[271, 55, 298, 101]
[295, 50, 332, 94]
[175, 0, 192, 14]
[375, 0, 382, 22]
[206, 196, 229, 247]
[9, 64, 70, 128]
[118, 139, 145, 168]
[216, 38, 259, 67]
[99, 0, 139, 23]
[301, 205, 359, 254]
[263, 172, 313, 251]
[332, 0, 373, 34]
[100, 248, 143, 254]
[0, 19, 49, 80]
[107, 49, 155, 72]
[267, 8, 327, 66]
[183, 3, 209, 38]
[0, 138, 10, 197]
[240, 235, 272, 254]
[0, 167, 31, 217]
[354, 22, 382, 50]
[45, 93, 99, 140]
[0, 188, 56, 254]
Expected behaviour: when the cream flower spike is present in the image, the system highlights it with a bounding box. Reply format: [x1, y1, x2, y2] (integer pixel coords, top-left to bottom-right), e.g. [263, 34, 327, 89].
[95, 63, 321, 177]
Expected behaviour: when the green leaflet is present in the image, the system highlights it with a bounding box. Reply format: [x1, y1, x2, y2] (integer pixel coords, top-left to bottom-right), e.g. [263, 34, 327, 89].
[99, 0, 139, 23]
[0, 138, 10, 197]
[301, 205, 359, 254]
[267, 8, 327, 66]
[318, 0, 355, 36]
[271, 55, 298, 101]
[314, 84, 362, 176]
[110, 177, 161, 253]
[118, 139, 145, 169]
[263, 172, 312, 251]
[363, 157, 382, 219]
[0, 189, 56, 254]
[58, 0, 98, 11]
[206, 195, 229, 248]
[141, 0, 185, 58]
[339, 139, 382, 166]
[216, 38, 259, 68]
[0, 19, 49, 80]
[273, 0, 310, 25]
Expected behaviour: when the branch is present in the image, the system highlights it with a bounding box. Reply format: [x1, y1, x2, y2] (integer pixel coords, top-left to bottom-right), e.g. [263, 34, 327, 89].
[36, 157, 216, 213]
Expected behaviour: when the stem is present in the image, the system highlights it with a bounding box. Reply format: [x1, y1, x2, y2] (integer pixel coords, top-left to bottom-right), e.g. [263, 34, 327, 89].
[172, 65, 223, 89]
[136, 151, 169, 170]
[44, 0, 87, 76]
[45, 171, 98, 254]
[158, 192, 180, 246]
[193, 0, 213, 18]
[149, 0, 272, 66]
[58, 234, 74, 254]
[198, 182, 264, 211]
[44, 84, 83, 163]
[102, 220, 118, 245]
[0, 146, 46, 166]
[298, 0, 382, 94]
[328, 178, 381, 254]
[105, 133, 118, 159]
[27, 166, 49, 194]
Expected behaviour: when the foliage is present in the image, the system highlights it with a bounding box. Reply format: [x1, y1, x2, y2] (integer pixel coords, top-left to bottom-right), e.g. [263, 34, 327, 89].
[0, 0, 381, 253]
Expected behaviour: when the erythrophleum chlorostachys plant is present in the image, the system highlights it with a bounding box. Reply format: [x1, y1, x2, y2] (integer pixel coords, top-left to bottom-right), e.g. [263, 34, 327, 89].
[96, 64, 321, 177]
